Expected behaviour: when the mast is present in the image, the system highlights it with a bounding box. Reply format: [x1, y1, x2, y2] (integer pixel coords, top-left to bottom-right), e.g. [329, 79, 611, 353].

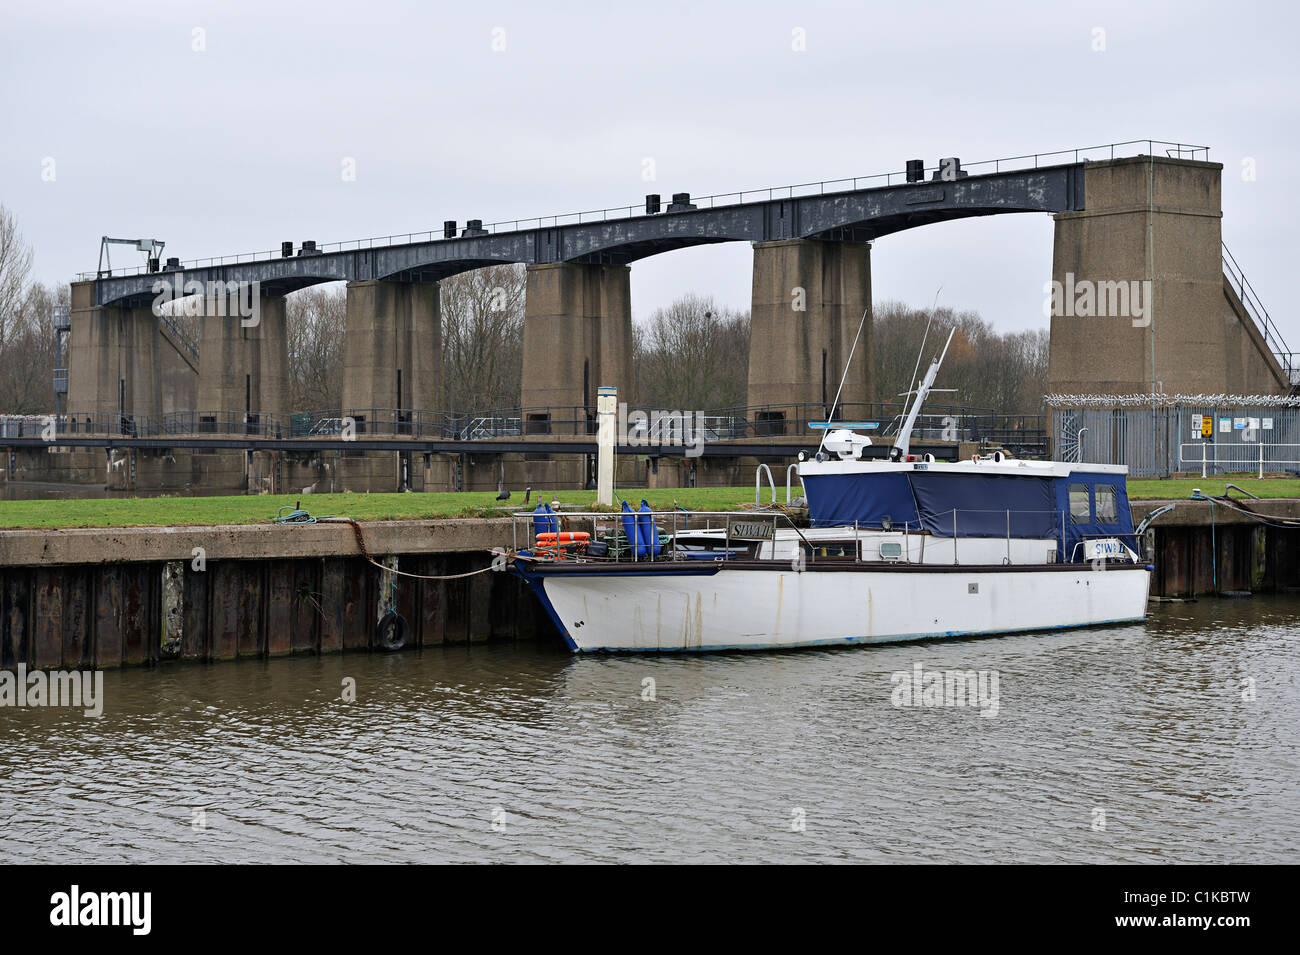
[892, 328, 954, 460]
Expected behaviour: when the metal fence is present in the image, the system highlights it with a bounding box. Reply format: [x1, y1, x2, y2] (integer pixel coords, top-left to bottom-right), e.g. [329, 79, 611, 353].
[1048, 397, 1300, 477]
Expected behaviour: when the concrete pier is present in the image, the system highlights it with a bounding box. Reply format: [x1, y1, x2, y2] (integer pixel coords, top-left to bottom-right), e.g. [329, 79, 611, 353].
[747, 239, 872, 425]
[341, 280, 441, 426]
[196, 294, 289, 430]
[519, 263, 633, 424]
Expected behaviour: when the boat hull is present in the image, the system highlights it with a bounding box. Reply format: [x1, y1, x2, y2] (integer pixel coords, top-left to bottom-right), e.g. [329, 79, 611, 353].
[516, 561, 1151, 652]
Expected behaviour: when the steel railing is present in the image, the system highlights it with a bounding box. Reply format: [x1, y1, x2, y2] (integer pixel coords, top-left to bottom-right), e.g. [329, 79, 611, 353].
[1180, 441, 1300, 479]
[27, 404, 1046, 446]
[1223, 242, 1296, 385]
[508, 506, 1132, 568]
[157, 312, 199, 362]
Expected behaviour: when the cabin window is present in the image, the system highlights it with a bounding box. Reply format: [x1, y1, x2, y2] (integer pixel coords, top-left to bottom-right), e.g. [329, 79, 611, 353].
[878, 541, 903, 560]
[801, 541, 857, 558]
[1095, 485, 1118, 524]
[1069, 484, 1091, 523]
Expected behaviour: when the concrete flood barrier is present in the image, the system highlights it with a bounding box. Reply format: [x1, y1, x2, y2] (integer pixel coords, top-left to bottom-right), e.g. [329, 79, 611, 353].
[0, 519, 559, 671]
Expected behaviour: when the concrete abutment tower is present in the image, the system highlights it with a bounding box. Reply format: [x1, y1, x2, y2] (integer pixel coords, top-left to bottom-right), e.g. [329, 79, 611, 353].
[66, 280, 198, 425]
[1049, 156, 1288, 395]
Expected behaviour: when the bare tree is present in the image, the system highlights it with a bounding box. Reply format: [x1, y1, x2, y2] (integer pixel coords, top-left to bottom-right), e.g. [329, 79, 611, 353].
[635, 293, 750, 410]
[286, 284, 346, 411]
[0, 280, 66, 414]
[440, 264, 525, 413]
[0, 204, 34, 357]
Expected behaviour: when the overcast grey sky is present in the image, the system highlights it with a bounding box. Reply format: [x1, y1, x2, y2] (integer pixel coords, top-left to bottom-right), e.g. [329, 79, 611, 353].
[2, 0, 1296, 338]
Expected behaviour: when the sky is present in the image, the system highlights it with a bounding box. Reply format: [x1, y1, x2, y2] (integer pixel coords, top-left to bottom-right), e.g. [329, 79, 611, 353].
[1, 0, 1297, 339]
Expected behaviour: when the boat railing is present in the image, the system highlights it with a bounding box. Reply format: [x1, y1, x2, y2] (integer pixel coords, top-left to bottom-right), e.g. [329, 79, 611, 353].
[511, 507, 1137, 568]
[510, 508, 817, 566]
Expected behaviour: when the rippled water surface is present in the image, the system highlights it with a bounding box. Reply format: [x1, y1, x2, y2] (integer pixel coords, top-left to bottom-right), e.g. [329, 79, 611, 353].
[3, 596, 1298, 863]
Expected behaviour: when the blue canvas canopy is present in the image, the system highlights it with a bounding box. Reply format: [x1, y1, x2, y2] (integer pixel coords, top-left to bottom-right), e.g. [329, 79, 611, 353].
[803, 472, 920, 529]
[1054, 471, 1135, 562]
[803, 467, 1135, 563]
[910, 472, 1057, 539]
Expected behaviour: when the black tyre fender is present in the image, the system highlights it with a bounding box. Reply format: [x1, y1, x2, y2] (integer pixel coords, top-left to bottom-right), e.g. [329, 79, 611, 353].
[375, 608, 407, 651]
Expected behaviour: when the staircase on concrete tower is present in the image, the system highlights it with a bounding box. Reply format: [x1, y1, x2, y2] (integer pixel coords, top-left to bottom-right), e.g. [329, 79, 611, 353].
[1223, 243, 1298, 393]
[157, 311, 199, 370]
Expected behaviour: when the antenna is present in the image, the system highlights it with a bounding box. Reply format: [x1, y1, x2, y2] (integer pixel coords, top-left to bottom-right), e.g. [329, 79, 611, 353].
[817, 304, 871, 453]
[902, 285, 943, 419]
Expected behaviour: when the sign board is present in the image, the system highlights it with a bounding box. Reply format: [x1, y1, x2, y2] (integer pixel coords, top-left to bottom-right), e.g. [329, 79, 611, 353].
[1200, 416, 1213, 438]
[728, 519, 775, 540]
[1219, 417, 1232, 433]
[1264, 418, 1274, 431]
[1084, 538, 1129, 561]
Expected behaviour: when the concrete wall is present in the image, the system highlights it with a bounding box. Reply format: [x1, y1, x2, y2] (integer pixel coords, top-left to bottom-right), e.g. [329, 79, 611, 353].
[747, 239, 872, 416]
[341, 280, 441, 423]
[1049, 156, 1288, 396]
[519, 263, 633, 417]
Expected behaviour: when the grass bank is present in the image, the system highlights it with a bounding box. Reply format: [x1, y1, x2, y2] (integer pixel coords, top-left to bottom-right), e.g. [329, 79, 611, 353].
[0, 487, 765, 530]
[1, 475, 1296, 529]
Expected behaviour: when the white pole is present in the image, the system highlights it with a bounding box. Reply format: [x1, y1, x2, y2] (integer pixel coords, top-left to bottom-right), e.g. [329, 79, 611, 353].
[1259, 441, 1264, 480]
[596, 386, 617, 507]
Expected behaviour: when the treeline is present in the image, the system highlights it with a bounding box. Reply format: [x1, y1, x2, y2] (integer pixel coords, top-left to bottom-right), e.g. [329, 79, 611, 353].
[634, 293, 750, 410]
[873, 300, 1049, 413]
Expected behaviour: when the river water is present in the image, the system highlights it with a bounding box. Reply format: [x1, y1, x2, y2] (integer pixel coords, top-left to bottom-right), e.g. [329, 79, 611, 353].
[2, 596, 1297, 864]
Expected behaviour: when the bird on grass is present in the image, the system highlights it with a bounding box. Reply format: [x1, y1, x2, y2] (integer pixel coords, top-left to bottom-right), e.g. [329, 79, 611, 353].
[496, 486, 533, 504]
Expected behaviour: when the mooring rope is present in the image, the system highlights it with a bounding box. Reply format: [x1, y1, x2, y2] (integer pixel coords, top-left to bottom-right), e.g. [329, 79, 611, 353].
[272, 507, 509, 580]
[1206, 496, 1300, 530]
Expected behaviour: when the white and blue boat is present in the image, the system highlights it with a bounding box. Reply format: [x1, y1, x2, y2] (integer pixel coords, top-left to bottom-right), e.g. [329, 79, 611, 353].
[510, 334, 1153, 653]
